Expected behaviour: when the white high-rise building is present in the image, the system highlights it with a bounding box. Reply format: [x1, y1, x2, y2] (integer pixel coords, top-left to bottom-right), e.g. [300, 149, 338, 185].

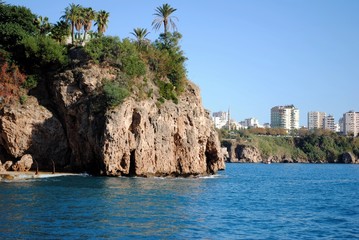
[212, 111, 231, 129]
[243, 118, 259, 128]
[323, 115, 335, 132]
[308, 112, 326, 130]
[271, 105, 299, 131]
[343, 111, 359, 136]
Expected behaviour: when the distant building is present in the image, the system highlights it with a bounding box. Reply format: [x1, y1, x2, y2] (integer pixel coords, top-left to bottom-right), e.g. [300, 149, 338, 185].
[263, 123, 271, 128]
[271, 105, 299, 131]
[243, 118, 260, 128]
[212, 111, 227, 119]
[323, 115, 335, 132]
[343, 111, 359, 136]
[334, 123, 340, 133]
[339, 117, 344, 133]
[308, 111, 326, 130]
[212, 111, 228, 129]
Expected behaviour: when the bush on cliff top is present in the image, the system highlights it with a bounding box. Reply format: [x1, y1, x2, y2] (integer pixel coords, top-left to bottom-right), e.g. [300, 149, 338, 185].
[84, 37, 146, 78]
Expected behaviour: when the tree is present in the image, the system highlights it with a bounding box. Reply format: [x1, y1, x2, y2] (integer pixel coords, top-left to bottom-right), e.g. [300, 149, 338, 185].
[152, 3, 178, 35]
[51, 20, 70, 44]
[153, 32, 187, 93]
[34, 16, 52, 35]
[83, 7, 97, 42]
[0, 3, 37, 51]
[0, 3, 37, 35]
[130, 28, 150, 48]
[95, 10, 109, 36]
[61, 3, 82, 44]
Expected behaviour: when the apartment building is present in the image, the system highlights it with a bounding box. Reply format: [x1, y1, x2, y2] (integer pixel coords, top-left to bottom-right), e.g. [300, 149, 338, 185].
[323, 115, 336, 132]
[271, 105, 299, 131]
[308, 111, 326, 130]
[343, 111, 359, 136]
[212, 111, 228, 129]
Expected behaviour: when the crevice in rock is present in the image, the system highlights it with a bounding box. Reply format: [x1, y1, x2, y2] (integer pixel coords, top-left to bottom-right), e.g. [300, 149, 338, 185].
[129, 110, 141, 137]
[129, 150, 136, 176]
[205, 140, 217, 175]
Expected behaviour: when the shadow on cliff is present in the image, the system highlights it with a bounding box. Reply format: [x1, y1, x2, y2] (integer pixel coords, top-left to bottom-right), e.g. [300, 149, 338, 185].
[27, 67, 108, 174]
[28, 107, 107, 174]
[28, 117, 71, 172]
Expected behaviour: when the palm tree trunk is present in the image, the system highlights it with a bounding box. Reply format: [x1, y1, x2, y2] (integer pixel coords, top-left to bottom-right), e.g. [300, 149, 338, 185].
[164, 20, 168, 34]
[71, 21, 75, 44]
[83, 30, 87, 42]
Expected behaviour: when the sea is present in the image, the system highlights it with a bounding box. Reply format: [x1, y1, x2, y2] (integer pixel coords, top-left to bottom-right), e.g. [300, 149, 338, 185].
[0, 163, 358, 239]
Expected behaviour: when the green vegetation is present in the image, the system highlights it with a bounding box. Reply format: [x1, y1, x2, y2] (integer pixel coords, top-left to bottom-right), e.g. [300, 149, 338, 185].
[0, 2, 188, 108]
[103, 80, 129, 108]
[222, 129, 359, 162]
[61, 4, 109, 45]
[131, 28, 150, 49]
[152, 3, 178, 35]
[157, 80, 178, 104]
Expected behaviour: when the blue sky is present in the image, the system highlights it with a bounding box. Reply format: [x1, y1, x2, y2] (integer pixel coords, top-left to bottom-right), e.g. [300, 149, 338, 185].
[7, 0, 359, 126]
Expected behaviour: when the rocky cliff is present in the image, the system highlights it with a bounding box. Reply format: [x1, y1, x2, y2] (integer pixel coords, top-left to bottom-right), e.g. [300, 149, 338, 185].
[222, 139, 359, 164]
[0, 63, 225, 176]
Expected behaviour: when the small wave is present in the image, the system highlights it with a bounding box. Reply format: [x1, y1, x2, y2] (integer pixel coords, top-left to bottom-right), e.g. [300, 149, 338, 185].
[199, 174, 223, 179]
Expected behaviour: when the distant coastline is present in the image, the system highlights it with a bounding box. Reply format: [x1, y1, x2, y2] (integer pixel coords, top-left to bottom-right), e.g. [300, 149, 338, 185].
[221, 133, 359, 164]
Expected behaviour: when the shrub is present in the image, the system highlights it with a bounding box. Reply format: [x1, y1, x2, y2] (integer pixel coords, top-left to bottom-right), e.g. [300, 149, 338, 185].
[119, 39, 146, 77]
[148, 32, 187, 93]
[85, 37, 146, 78]
[0, 60, 26, 104]
[157, 80, 178, 104]
[21, 35, 68, 70]
[23, 75, 38, 89]
[84, 36, 121, 64]
[103, 81, 129, 108]
[19, 95, 27, 105]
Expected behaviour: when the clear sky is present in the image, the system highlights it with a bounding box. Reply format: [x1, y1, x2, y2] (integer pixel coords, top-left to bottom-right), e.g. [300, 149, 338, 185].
[6, 0, 359, 126]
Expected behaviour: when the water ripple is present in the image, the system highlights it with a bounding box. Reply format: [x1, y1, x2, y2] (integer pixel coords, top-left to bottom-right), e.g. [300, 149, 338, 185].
[0, 164, 358, 239]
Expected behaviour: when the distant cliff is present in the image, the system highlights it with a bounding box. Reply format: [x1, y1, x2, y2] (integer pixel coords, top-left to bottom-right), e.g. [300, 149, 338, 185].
[222, 136, 359, 164]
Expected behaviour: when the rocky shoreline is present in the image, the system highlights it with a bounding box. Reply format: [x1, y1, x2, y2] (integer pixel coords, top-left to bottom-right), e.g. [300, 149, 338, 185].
[222, 140, 359, 164]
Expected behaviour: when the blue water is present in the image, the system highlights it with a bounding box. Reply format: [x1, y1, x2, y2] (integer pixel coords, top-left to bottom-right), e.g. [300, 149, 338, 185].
[0, 164, 358, 239]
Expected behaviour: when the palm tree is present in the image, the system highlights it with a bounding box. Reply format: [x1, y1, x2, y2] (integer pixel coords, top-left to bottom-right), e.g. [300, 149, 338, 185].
[83, 7, 97, 42]
[51, 20, 70, 44]
[95, 10, 109, 36]
[74, 8, 84, 32]
[34, 16, 52, 35]
[152, 3, 178, 34]
[61, 3, 82, 44]
[131, 28, 150, 47]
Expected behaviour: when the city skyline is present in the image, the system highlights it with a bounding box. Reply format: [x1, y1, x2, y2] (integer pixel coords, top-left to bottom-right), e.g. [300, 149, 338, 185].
[213, 108, 357, 134]
[6, 0, 359, 125]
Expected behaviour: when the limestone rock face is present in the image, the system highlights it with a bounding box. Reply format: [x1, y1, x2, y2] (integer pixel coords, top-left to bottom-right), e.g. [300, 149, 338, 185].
[50, 64, 224, 176]
[339, 152, 358, 164]
[102, 92, 224, 176]
[235, 145, 262, 163]
[3, 161, 13, 171]
[0, 97, 68, 169]
[0, 161, 4, 172]
[12, 154, 33, 172]
[0, 64, 224, 176]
